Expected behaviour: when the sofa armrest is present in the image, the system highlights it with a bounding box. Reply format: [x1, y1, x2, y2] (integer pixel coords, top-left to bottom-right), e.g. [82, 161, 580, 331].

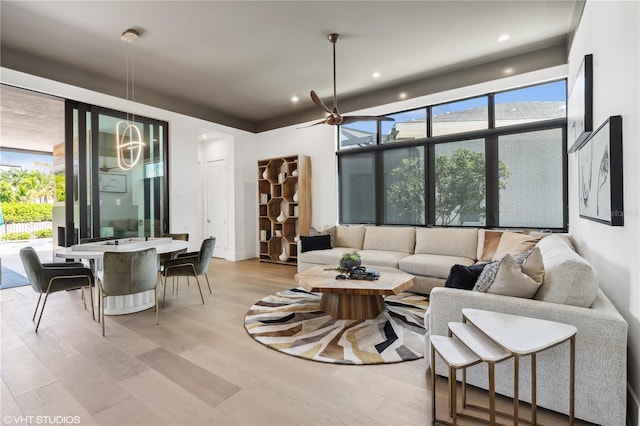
[427, 287, 627, 425]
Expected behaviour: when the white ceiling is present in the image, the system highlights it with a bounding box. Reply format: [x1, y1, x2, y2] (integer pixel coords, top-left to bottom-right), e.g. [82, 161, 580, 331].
[1, 1, 580, 135]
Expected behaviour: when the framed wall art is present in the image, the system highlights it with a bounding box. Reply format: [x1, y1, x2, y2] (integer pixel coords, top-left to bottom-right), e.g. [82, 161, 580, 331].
[567, 54, 593, 153]
[99, 173, 127, 193]
[577, 115, 623, 226]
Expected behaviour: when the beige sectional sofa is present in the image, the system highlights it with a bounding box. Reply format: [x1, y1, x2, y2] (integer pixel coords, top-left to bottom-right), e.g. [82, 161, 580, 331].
[298, 225, 628, 425]
[299, 225, 479, 294]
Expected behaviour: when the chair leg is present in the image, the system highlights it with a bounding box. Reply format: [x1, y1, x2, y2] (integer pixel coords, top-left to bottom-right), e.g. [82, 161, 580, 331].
[204, 274, 212, 294]
[88, 285, 95, 321]
[100, 286, 105, 337]
[32, 293, 43, 322]
[191, 265, 204, 305]
[163, 275, 168, 308]
[34, 292, 51, 332]
[194, 276, 205, 305]
[155, 286, 159, 325]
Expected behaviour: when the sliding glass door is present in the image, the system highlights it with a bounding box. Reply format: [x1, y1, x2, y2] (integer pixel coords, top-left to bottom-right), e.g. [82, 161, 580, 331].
[61, 102, 168, 245]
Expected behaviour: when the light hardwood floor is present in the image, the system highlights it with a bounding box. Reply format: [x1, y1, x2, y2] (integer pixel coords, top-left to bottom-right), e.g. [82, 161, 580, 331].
[1, 258, 593, 425]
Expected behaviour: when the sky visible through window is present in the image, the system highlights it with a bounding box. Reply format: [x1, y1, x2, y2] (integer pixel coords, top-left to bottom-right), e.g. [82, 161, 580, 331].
[344, 80, 566, 135]
[0, 150, 53, 172]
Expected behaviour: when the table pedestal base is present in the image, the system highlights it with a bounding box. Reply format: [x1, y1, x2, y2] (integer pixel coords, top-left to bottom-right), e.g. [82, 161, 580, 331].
[102, 289, 156, 315]
[320, 293, 384, 320]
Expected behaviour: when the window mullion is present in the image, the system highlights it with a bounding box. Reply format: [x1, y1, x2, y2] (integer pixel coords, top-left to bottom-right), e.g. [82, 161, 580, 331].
[485, 136, 499, 227]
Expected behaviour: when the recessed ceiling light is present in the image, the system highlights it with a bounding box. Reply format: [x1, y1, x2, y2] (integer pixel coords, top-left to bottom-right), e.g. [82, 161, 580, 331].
[497, 34, 511, 42]
[291, 96, 299, 103]
[503, 67, 514, 75]
[399, 92, 408, 100]
[372, 72, 381, 79]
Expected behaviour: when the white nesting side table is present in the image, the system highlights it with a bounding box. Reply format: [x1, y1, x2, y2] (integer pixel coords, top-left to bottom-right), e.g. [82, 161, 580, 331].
[462, 308, 577, 426]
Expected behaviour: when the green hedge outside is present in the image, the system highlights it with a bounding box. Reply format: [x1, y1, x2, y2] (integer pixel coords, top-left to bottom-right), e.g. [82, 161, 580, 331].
[1, 202, 53, 223]
[2, 232, 32, 241]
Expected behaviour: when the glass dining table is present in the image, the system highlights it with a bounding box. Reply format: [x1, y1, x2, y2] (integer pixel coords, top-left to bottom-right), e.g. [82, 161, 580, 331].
[56, 237, 189, 315]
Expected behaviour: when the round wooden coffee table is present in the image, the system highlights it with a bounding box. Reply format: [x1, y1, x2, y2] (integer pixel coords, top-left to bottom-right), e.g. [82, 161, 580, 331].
[295, 265, 416, 320]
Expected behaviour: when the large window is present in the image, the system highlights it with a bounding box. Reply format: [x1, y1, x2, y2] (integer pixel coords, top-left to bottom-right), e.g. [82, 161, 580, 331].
[338, 153, 376, 224]
[434, 139, 486, 226]
[384, 147, 425, 225]
[338, 80, 567, 230]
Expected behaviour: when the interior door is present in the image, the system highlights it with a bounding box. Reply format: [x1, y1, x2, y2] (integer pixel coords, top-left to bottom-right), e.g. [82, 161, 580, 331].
[206, 159, 227, 258]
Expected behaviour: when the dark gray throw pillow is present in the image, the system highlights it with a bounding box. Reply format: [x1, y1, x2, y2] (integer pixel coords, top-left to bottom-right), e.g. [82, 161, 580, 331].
[445, 263, 489, 290]
[300, 235, 332, 253]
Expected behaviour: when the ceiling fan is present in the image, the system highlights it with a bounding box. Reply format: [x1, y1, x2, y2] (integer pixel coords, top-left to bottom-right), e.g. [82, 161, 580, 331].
[308, 33, 394, 126]
[99, 155, 118, 172]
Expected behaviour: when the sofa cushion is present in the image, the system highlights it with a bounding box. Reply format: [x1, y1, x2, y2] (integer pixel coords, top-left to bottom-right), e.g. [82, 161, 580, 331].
[335, 225, 366, 249]
[363, 226, 415, 253]
[298, 247, 355, 265]
[415, 227, 478, 259]
[400, 254, 475, 279]
[492, 231, 541, 261]
[445, 263, 488, 290]
[534, 235, 598, 307]
[358, 250, 411, 268]
[300, 235, 332, 253]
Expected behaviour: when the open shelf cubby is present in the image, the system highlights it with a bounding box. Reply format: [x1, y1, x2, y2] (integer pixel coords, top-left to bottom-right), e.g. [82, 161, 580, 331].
[257, 154, 310, 265]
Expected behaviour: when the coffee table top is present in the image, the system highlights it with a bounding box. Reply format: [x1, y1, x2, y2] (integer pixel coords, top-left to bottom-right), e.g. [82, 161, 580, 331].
[295, 265, 415, 296]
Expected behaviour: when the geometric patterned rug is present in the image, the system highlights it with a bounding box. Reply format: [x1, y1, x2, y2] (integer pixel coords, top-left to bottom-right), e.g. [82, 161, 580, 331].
[244, 288, 429, 365]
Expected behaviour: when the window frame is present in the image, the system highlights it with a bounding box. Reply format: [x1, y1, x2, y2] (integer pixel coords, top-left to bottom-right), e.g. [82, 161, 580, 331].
[337, 80, 568, 231]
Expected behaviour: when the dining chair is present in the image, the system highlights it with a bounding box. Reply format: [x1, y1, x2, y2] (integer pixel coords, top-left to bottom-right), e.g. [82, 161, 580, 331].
[19, 246, 95, 332]
[99, 247, 159, 336]
[158, 233, 189, 270]
[161, 237, 215, 307]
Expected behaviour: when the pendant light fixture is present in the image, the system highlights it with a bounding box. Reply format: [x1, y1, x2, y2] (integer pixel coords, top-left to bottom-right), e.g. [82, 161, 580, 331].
[116, 28, 145, 171]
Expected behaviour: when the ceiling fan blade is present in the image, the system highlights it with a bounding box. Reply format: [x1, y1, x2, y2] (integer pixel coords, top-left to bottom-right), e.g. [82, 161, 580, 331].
[298, 118, 329, 129]
[310, 90, 333, 114]
[341, 115, 396, 124]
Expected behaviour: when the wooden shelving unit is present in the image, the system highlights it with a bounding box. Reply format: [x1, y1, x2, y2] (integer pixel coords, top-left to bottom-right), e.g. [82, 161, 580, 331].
[258, 155, 311, 265]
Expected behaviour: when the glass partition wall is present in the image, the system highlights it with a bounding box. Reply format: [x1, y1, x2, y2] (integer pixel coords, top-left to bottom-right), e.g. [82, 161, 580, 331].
[60, 102, 168, 245]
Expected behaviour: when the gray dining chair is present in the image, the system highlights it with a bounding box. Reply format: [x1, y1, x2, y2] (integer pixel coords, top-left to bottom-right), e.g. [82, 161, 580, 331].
[158, 233, 189, 271]
[19, 246, 95, 332]
[99, 247, 159, 336]
[161, 237, 215, 307]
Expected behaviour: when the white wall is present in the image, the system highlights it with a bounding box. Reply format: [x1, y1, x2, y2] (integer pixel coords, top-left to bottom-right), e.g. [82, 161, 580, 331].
[567, 2, 640, 424]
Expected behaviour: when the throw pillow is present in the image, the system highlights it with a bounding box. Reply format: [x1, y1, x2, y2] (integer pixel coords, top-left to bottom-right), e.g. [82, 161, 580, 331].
[514, 246, 545, 284]
[310, 226, 336, 247]
[492, 231, 541, 261]
[487, 254, 542, 298]
[445, 263, 489, 290]
[300, 235, 332, 253]
[478, 230, 504, 261]
[472, 261, 500, 293]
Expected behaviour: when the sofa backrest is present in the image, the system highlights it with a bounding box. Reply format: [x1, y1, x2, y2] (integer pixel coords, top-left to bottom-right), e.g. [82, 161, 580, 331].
[535, 234, 598, 307]
[334, 225, 366, 249]
[415, 227, 478, 259]
[363, 226, 416, 253]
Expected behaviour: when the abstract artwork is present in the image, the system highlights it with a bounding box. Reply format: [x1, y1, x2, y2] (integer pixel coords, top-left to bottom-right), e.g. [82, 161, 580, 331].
[568, 54, 593, 153]
[99, 173, 127, 193]
[577, 115, 623, 226]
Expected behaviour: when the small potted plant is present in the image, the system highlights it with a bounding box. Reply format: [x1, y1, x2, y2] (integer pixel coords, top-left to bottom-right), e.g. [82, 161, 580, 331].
[340, 251, 361, 270]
